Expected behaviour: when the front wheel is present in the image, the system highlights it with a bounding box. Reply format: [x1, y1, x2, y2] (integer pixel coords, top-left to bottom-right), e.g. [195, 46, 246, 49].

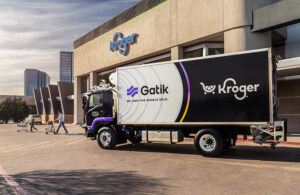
[194, 129, 224, 157]
[97, 127, 116, 149]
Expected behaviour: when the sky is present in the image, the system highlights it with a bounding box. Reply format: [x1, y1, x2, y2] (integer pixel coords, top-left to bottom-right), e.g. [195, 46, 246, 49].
[0, 0, 139, 95]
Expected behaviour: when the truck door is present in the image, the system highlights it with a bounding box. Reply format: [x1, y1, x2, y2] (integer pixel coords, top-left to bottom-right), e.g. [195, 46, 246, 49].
[86, 91, 113, 126]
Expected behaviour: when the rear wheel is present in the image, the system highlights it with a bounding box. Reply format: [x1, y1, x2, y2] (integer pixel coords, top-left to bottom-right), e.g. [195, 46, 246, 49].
[97, 127, 116, 149]
[194, 129, 224, 157]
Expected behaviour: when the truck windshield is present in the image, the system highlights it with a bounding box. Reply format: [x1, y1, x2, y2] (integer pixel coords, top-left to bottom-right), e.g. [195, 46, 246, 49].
[89, 93, 103, 108]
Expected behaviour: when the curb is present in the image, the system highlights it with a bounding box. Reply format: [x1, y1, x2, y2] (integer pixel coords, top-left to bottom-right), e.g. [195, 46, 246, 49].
[237, 138, 300, 146]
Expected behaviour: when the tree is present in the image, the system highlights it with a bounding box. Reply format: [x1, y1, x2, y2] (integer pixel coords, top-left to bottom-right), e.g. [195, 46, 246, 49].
[28, 106, 37, 115]
[0, 98, 13, 123]
[0, 97, 30, 122]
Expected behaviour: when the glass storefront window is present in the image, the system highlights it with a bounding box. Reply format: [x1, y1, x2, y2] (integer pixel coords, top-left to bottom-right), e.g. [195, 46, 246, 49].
[183, 48, 203, 59]
[274, 23, 300, 59]
[285, 24, 300, 59]
[183, 43, 224, 59]
[208, 48, 224, 56]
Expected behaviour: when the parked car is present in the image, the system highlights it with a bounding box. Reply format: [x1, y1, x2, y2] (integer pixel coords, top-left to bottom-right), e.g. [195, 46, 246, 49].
[25, 115, 42, 125]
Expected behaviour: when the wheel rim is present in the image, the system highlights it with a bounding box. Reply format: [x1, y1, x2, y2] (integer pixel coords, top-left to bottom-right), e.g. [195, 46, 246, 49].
[199, 134, 216, 152]
[100, 131, 112, 146]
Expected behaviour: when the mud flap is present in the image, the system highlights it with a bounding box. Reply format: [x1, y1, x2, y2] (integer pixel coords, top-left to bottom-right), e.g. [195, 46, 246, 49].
[275, 118, 287, 142]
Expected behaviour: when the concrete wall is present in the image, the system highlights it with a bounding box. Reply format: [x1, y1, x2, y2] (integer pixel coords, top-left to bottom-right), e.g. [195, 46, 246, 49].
[48, 85, 61, 124]
[40, 87, 50, 115]
[253, 0, 300, 32]
[74, 77, 83, 124]
[33, 84, 74, 124]
[74, 1, 172, 77]
[58, 82, 74, 123]
[40, 87, 50, 123]
[74, 0, 277, 78]
[33, 89, 43, 115]
[48, 85, 61, 115]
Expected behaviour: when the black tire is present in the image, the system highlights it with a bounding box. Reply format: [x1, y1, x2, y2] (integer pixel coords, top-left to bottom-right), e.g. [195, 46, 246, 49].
[97, 127, 116, 149]
[194, 129, 224, 157]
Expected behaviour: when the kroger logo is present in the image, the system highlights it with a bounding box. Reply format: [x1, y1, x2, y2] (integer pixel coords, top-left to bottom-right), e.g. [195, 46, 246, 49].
[200, 78, 260, 101]
[110, 32, 137, 55]
[127, 86, 138, 97]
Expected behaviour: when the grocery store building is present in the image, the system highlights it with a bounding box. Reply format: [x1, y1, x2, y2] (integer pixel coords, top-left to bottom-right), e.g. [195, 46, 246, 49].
[74, 0, 300, 133]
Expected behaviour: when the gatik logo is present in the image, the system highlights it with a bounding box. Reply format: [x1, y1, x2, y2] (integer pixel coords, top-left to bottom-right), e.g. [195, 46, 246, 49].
[110, 32, 137, 55]
[200, 78, 260, 101]
[127, 85, 168, 97]
[127, 86, 138, 97]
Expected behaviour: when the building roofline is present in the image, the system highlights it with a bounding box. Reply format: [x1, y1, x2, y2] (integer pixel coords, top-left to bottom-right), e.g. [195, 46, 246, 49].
[73, 0, 167, 49]
[60, 51, 73, 53]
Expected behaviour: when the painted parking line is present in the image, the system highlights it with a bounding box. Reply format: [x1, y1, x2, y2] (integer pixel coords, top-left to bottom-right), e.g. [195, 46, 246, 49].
[0, 138, 83, 154]
[0, 141, 53, 153]
[0, 165, 27, 195]
[35, 138, 83, 149]
[65, 138, 85, 145]
[0, 144, 26, 151]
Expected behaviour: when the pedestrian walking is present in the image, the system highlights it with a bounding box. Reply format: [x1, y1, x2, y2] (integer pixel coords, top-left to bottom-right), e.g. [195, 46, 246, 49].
[55, 111, 68, 134]
[30, 117, 37, 132]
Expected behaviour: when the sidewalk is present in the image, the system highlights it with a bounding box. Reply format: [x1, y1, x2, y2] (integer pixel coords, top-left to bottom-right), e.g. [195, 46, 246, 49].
[237, 134, 300, 146]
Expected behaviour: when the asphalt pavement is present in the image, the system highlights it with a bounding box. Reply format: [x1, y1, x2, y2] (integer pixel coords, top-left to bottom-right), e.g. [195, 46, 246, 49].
[1, 124, 300, 195]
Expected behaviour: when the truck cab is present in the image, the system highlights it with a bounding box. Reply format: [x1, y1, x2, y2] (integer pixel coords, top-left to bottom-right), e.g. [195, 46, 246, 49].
[83, 89, 114, 137]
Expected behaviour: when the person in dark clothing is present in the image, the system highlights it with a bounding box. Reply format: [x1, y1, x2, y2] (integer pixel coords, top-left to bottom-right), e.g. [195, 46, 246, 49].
[30, 117, 37, 132]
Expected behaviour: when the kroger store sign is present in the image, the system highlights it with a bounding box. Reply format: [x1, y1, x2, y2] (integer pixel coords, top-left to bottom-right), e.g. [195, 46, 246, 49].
[109, 32, 137, 55]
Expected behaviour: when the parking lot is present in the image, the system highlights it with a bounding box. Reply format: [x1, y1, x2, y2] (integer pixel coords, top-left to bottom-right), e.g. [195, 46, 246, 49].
[1, 124, 300, 195]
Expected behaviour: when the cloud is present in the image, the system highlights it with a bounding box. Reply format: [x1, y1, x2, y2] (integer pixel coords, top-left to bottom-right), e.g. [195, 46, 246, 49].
[0, 0, 139, 95]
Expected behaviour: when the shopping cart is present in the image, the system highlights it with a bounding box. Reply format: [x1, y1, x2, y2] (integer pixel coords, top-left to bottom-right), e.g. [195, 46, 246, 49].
[45, 121, 56, 135]
[17, 121, 29, 132]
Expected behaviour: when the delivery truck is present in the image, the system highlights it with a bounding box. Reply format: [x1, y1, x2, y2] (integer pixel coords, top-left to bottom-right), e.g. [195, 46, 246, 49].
[81, 48, 287, 156]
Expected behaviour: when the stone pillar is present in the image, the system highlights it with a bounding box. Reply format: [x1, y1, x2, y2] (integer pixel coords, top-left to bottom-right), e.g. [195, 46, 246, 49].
[74, 76, 83, 124]
[223, 0, 272, 53]
[171, 46, 183, 60]
[224, 26, 271, 53]
[89, 72, 98, 90]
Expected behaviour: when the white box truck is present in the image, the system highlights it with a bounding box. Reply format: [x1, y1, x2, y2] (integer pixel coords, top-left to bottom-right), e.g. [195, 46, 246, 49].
[82, 48, 287, 156]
